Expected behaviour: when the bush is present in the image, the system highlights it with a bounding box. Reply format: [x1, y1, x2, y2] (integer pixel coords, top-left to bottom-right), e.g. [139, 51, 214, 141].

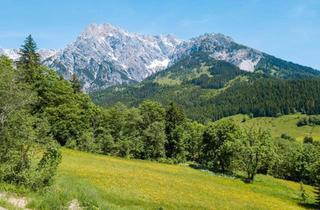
[31, 144, 62, 190]
[280, 133, 295, 141]
[303, 136, 313, 144]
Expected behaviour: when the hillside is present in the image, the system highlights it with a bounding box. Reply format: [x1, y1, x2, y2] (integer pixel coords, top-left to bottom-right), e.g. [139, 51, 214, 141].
[91, 53, 320, 122]
[0, 148, 316, 209]
[224, 114, 320, 141]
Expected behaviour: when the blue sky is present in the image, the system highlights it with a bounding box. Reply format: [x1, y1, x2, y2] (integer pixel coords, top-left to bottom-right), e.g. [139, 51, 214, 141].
[1, 0, 319, 69]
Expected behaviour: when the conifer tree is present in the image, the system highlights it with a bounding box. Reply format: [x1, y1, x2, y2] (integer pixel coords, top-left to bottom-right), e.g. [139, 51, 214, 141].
[17, 35, 41, 83]
[71, 74, 82, 93]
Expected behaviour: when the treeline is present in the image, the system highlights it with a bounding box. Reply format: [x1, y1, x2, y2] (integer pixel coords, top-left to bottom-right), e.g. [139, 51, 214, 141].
[91, 52, 320, 122]
[93, 77, 320, 122]
[210, 78, 320, 120]
[297, 115, 320, 127]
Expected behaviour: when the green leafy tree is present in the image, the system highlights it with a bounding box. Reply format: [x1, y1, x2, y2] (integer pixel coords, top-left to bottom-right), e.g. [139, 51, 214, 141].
[142, 122, 166, 159]
[138, 100, 165, 129]
[176, 121, 205, 162]
[200, 120, 241, 173]
[165, 102, 186, 158]
[271, 139, 303, 181]
[237, 128, 275, 182]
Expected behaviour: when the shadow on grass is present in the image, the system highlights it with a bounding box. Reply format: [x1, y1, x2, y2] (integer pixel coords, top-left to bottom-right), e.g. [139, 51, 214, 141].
[298, 202, 318, 209]
[189, 163, 250, 182]
[189, 164, 260, 184]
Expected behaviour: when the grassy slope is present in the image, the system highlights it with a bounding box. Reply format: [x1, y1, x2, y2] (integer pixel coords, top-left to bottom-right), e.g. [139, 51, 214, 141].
[12, 149, 314, 210]
[225, 114, 320, 141]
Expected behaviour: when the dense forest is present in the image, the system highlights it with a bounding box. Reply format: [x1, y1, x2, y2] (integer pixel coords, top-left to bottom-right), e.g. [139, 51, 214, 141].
[92, 53, 320, 122]
[0, 36, 320, 208]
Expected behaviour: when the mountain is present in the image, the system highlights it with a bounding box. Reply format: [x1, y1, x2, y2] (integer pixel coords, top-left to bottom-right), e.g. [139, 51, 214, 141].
[172, 33, 262, 72]
[0, 48, 58, 62]
[172, 33, 320, 78]
[1, 23, 319, 91]
[43, 24, 181, 91]
[91, 51, 320, 122]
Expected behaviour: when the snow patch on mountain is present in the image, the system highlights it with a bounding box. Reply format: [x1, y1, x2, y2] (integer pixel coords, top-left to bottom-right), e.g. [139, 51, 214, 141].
[147, 59, 170, 71]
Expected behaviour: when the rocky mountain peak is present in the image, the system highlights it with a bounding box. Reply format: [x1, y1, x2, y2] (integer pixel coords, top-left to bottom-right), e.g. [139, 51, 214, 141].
[44, 23, 181, 91]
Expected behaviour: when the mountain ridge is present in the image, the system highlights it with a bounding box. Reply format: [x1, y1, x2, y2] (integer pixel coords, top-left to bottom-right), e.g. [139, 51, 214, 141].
[0, 23, 319, 91]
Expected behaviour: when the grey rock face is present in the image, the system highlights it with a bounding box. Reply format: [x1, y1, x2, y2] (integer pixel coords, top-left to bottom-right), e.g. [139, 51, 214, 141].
[1, 24, 292, 92]
[173, 33, 263, 72]
[43, 24, 181, 91]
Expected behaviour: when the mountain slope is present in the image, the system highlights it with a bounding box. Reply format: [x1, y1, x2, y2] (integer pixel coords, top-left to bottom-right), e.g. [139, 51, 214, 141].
[91, 52, 320, 122]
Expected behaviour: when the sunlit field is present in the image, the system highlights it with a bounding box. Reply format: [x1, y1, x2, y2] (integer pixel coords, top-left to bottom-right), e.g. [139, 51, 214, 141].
[18, 149, 314, 209]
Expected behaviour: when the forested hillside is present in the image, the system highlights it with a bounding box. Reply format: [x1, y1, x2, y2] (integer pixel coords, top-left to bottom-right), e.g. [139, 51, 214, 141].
[92, 53, 320, 122]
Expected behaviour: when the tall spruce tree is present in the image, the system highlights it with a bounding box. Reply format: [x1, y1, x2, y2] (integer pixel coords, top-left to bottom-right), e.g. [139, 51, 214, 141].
[17, 35, 41, 83]
[71, 74, 82, 93]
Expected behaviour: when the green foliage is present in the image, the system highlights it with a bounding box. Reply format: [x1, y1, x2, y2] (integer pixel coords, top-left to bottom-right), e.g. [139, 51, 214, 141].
[93, 71, 320, 123]
[237, 128, 275, 182]
[142, 122, 166, 159]
[71, 74, 82, 93]
[271, 139, 320, 185]
[303, 136, 314, 144]
[139, 100, 165, 129]
[31, 144, 61, 190]
[165, 102, 186, 159]
[297, 115, 320, 127]
[255, 54, 320, 79]
[281, 133, 296, 141]
[299, 182, 308, 203]
[17, 35, 41, 83]
[0, 38, 62, 190]
[177, 121, 205, 162]
[200, 120, 241, 173]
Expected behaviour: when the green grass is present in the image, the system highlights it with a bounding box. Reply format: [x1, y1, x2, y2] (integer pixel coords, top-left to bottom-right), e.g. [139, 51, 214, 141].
[1, 148, 316, 209]
[224, 114, 320, 141]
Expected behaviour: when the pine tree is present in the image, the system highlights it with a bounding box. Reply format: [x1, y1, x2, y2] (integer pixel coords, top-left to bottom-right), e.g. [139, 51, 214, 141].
[71, 74, 82, 93]
[17, 35, 41, 83]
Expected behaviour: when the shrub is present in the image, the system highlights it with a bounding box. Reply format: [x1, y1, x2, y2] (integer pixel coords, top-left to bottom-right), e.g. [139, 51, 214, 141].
[303, 136, 313, 144]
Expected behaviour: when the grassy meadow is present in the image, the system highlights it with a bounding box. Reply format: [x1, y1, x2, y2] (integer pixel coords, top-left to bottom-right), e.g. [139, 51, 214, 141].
[224, 114, 320, 142]
[0, 148, 316, 210]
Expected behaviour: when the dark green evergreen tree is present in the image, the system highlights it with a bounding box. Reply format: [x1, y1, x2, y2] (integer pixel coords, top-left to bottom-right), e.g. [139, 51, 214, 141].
[17, 35, 41, 83]
[71, 74, 82, 93]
